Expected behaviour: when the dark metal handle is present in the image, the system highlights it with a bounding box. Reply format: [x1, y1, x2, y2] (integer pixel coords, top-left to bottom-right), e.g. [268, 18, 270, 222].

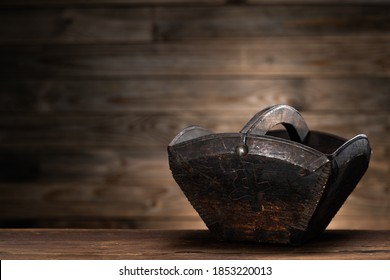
[240, 105, 309, 143]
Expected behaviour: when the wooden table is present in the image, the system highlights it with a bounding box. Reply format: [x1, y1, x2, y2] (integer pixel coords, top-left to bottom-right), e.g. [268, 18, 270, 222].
[0, 229, 389, 260]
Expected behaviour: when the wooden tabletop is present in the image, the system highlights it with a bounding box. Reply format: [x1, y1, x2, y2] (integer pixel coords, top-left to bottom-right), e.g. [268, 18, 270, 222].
[0, 229, 389, 260]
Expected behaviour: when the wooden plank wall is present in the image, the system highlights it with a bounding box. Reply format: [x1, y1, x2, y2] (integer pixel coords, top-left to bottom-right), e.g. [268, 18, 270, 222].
[0, 0, 389, 230]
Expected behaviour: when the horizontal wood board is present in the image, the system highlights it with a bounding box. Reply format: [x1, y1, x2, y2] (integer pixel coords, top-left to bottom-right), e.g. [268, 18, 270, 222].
[1, 38, 389, 77]
[0, 229, 389, 259]
[1, 6, 390, 43]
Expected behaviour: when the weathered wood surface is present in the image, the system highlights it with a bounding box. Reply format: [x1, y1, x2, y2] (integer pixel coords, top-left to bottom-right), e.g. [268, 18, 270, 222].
[2, 38, 389, 77]
[1, 0, 389, 6]
[1, 6, 390, 44]
[0, 0, 389, 230]
[0, 0, 226, 6]
[0, 8, 153, 44]
[0, 229, 389, 260]
[155, 6, 390, 39]
[1, 78, 390, 112]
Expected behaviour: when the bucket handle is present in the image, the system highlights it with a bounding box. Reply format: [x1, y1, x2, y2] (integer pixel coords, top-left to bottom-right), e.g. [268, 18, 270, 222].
[235, 105, 309, 156]
[240, 104, 309, 143]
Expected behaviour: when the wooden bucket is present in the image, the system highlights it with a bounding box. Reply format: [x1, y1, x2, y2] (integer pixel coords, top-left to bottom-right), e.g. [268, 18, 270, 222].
[168, 105, 371, 245]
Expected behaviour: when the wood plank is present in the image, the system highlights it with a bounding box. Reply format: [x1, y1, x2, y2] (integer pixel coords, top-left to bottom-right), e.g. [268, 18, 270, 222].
[0, 150, 198, 220]
[0, 149, 175, 184]
[1, 78, 389, 113]
[0, 216, 205, 229]
[0, 200, 196, 219]
[0, 147, 388, 229]
[1, 37, 389, 77]
[331, 209, 390, 230]
[0, 229, 389, 259]
[329, 214, 390, 230]
[0, 8, 152, 44]
[2, 5, 388, 44]
[0, 0, 388, 7]
[1, 214, 389, 230]
[155, 5, 390, 40]
[0, 112, 388, 147]
[0, 165, 199, 219]
[0, 0, 225, 7]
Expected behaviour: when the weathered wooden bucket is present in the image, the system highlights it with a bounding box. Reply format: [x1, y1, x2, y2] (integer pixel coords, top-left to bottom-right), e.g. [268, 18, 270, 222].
[168, 105, 371, 245]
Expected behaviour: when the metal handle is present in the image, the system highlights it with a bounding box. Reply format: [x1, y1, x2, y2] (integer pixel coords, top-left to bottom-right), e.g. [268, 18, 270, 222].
[241, 105, 309, 143]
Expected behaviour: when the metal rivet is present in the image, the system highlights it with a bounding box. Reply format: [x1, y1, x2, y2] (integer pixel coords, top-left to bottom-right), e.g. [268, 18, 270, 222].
[235, 144, 248, 156]
[299, 169, 310, 177]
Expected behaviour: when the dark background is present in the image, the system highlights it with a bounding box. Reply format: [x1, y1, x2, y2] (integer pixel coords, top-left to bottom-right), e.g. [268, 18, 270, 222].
[0, 0, 389, 230]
